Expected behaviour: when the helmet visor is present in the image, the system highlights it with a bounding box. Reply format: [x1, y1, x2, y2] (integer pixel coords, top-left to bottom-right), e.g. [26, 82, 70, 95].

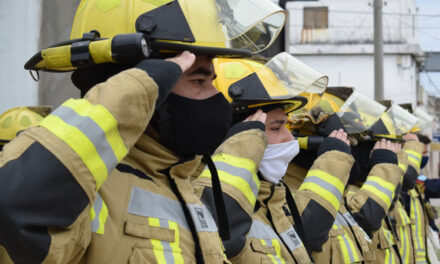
[413, 107, 434, 131]
[213, 0, 286, 53]
[382, 105, 418, 135]
[337, 92, 386, 133]
[257, 52, 328, 99]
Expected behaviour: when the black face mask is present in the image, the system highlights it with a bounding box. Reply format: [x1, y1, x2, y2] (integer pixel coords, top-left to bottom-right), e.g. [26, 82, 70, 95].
[155, 93, 232, 159]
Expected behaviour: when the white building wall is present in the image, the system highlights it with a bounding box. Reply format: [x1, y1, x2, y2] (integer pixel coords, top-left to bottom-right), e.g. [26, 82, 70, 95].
[285, 0, 422, 105]
[287, 0, 417, 45]
[294, 54, 417, 104]
[0, 0, 42, 114]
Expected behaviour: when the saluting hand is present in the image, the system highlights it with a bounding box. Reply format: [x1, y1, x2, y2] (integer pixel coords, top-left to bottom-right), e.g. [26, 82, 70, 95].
[244, 109, 267, 125]
[328, 129, 350, 146]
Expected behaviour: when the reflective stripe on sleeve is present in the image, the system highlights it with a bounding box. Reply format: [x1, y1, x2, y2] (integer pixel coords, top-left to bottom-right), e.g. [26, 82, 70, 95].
[299, 169, 345, 211]
[199, 153, 259, 206]
[40, 99, 127, 190]
[90, 192, 108, 234]
[361, 176, 395, 208]
[405, 149, 422, 169]
[398, 163, 407, 173]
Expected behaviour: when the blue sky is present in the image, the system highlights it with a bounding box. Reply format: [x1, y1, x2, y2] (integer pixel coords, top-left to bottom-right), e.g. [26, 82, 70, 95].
[416, 0, 440, 96]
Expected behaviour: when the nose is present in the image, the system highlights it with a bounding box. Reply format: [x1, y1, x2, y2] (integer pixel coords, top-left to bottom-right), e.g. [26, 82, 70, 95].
[281, 126, 294, 143]
[204, 82, 219, 98]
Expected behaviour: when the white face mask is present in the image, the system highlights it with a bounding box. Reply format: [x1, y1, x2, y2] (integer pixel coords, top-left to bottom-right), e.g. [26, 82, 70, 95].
[259, 140, 300, 184]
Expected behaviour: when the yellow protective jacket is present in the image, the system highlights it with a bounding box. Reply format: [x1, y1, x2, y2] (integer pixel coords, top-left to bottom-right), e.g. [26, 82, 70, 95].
[284, 138, 356, 264]
[400, 140, 429, 264]
[390, 200, 414, 264]
[360, 149, 408, 264]
[227, 181, 312, 264]
[377, 149, 414, 264]
[345, 150, 402, 239]
[0, 64, 267, 263]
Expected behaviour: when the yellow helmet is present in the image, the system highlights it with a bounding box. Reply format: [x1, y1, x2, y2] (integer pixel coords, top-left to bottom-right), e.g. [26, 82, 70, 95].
[213, 52, 328, 117]
[370, 102, 418, 139]
[316, 87, 386, 134]
[25, 0, 286, 72]
[0, 106, 51, 147]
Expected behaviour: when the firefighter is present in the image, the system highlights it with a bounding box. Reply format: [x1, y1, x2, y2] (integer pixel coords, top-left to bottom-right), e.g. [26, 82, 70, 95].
[400, 133, 431, 264]
[286, 88, 403, 263]
[0, 0, 287, 263]
[365, 102, 420, 264]
[196, 54, 355, 263]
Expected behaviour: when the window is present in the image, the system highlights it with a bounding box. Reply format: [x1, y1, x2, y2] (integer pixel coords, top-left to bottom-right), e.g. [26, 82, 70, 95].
[303, 7, 328, 29]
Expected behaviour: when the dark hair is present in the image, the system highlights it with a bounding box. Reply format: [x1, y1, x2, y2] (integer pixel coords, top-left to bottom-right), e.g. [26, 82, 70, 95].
[416, 133, 432, 144]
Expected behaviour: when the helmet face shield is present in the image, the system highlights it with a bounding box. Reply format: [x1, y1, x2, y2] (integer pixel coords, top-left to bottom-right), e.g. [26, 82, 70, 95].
[337, 91, 386, 133]
[382, 105, 418, 136]
[261, 52, 328, 97]
[217, 0, 286, 53]
[413, 107, 434, 131]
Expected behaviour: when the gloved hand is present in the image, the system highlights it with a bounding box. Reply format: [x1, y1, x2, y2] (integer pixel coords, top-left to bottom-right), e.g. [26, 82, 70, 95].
[136, 51, 196, 107]
[369, 139, 399, 169]
[317, 129, 351, 156]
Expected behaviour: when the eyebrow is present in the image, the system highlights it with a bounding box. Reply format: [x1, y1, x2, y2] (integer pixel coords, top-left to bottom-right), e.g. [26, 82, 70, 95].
[269, 119, 286, 126]
[187, 68, 213, 77]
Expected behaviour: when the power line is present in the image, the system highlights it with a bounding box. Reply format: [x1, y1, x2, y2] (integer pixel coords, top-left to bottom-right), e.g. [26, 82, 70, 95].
[288, 8, 440, 17]
[290, 25, 440, 29]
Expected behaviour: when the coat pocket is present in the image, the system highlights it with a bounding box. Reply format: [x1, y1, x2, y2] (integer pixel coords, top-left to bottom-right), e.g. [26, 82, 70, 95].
[124, 221, 175, 242]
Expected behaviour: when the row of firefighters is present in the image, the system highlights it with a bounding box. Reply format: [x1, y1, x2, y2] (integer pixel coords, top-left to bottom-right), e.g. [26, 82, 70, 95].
[0, 0, 438, 263]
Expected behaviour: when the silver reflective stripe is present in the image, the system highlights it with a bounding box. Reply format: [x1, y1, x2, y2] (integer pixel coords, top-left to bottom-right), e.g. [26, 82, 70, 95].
[127, 187, 218, 232]
[302, 176, 342, 202]
[342, 234, 356, 263]
[335, 213, 349, 226]
[264, 239, 282, 264]
[187, 204, 218, 232]
[342, 213, 358, 227]
[364, 180, 393, 201]
[402, 228, 407, 263]
[333, 214, 357, 262]
[214, 161, 258, 198]
[280, 227, 302, 252]
[412, 198, 422, 250]
[407, 153, 421, 162]
[52, 106, 118, 173]
[91, 193, 104, 233]
[249, 220, 279, 240]
[159, 219, 175, 264]
[385, 231, 394, 264]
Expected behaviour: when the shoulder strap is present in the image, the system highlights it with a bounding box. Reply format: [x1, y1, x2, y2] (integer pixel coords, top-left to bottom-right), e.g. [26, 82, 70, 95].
[281, 181, 315, 263]
[202, 154, 230, 240]
[162, 166, 204, 264]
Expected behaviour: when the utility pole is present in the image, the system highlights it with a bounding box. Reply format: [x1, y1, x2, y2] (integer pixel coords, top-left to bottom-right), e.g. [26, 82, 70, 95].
[374, 0, 384, 100]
